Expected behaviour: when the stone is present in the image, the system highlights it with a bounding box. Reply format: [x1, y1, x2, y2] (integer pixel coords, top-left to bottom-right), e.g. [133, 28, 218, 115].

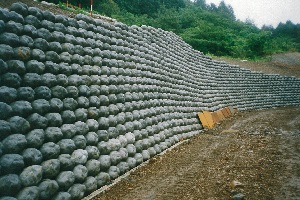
[19, 165, 43, 187]
[85, 132, 98, 146]
[0, 59, 8, 74]
[0, 174, 21, 196]
[41, 159, 60, 179]
[19, 35, 34, 47]
[38, 180, 59, 200]
[22, 148, 43, 166]
[127, 157, 137, 168]
[232, 193, 245, 200]
[110, 151, 122, 166]
[73, 135, 87, 149]
[66, 86, 79, 98]
[61, 124, 77, 139]
[33, 38, 49, 51]
[98, 154, 111, 170]
[0, 154, 24, 174]
[73, 164, 88, 183]
[39, 142, 60, 160]
[17, 186, 39, 200]
[0, 120, 11, 139]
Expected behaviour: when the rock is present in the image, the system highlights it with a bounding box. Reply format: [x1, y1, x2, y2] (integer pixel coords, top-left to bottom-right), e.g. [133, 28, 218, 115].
[51, 86, 67, 99]
[232, 193, 245, 200]
[98, 155, 111, 170]
[230, 180, 244, 189]
[19, 165, 43, 187]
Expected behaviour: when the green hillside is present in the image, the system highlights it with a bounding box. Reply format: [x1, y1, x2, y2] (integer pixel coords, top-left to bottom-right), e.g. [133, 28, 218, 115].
[54, 0, 300, 59]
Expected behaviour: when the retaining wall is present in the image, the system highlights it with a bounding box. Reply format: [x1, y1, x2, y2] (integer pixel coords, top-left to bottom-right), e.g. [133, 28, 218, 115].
[0, 2, 300, 200]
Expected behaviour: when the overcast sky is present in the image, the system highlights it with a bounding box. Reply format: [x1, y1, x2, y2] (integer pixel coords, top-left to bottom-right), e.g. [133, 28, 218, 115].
[205, 0, 300, 28]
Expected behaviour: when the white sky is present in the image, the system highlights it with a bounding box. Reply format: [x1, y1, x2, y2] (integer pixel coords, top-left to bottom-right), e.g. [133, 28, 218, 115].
[205, 0, 300, 28]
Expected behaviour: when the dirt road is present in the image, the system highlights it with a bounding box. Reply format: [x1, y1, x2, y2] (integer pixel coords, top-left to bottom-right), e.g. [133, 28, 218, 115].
[87, 107, 300, 200]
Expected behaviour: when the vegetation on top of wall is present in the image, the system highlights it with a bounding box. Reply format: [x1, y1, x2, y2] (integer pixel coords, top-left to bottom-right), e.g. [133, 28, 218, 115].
[51, 0, 300, 59]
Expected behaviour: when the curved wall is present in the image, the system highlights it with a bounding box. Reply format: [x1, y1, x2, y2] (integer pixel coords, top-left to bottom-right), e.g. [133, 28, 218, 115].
[0, 3, 300, 200]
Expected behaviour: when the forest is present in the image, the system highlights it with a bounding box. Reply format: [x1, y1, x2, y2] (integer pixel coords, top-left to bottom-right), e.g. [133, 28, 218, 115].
[49, 0, 299, 59]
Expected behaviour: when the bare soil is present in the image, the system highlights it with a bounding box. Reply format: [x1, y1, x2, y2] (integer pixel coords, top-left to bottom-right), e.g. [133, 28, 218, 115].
[87, 107, 300, 200]
[215, 52, 300, 78]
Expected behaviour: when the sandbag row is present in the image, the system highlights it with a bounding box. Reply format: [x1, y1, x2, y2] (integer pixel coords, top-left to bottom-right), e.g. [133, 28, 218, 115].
[0, 2, 300, 200]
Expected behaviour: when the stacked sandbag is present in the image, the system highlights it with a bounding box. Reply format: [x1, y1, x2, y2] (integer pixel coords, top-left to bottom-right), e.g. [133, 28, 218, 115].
[0, 2, 300, 200]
